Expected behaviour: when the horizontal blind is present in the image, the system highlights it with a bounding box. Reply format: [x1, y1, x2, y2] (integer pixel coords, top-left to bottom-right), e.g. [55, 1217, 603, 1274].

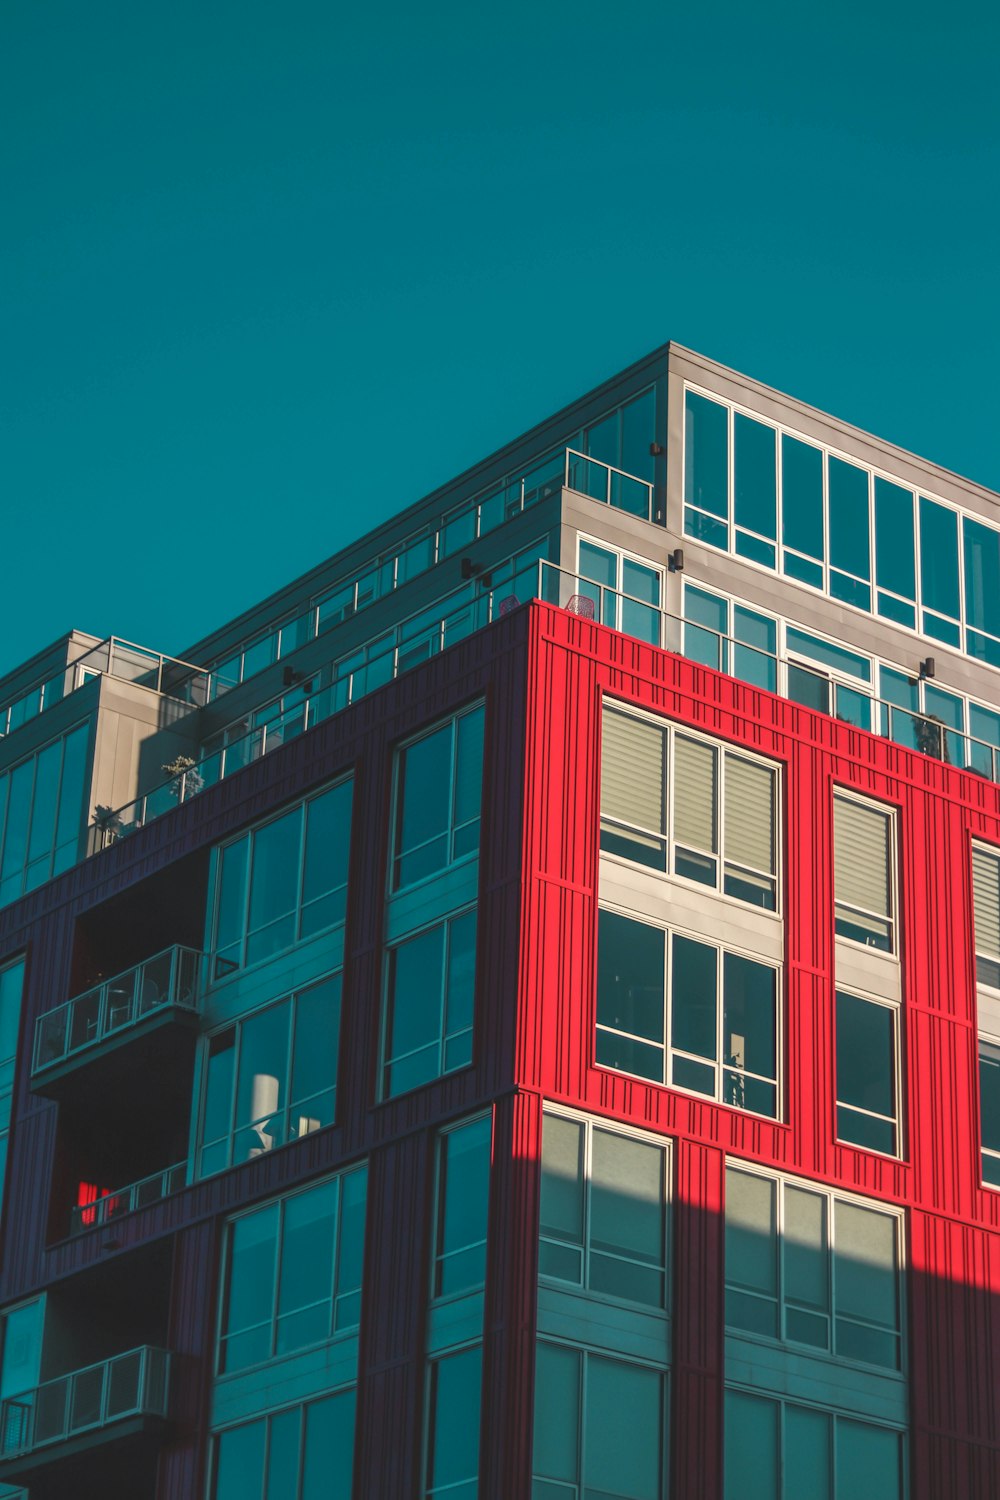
[724, 755, 774, 874]
[833, 796, 890, 917]
[674, 736, 717, 853]
[601, 709, 665, 833]
[973, 847, 1000, 960]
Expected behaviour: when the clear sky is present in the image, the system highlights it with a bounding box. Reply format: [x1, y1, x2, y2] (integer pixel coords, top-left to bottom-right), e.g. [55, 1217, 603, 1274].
[3, 0, 998, 677]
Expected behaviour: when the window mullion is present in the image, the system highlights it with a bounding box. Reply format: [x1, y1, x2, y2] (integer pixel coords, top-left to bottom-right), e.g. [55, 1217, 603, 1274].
[270, 1200, 285, 1359]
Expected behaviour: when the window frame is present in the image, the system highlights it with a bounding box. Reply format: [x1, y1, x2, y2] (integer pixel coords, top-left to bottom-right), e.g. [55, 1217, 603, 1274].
[196, 971, 344, 1178]
[594, 905, 782, 1121]
[971, 840, 1000, 1189]
[215, 1164, 367, 1378]
[389, 701, 486, 896]
[208, 776, 353, 982]
[599, 700, 782, 916]
[538, 1104, 671, 1314]
[380, 904, 478, 1100]
[430, 1111, 493, 1304]
[724, 1160, 906, 1375]
[833, 987, 903, 1159]
[832, 789, 898, 956]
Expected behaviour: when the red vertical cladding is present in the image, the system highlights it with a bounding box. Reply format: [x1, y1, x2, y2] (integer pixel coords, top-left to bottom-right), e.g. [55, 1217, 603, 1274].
[671, 1140, 725, 1500]
[479, 1088, 542, 1499]
[353, 1129, 431, 1499]
[908, 1209, 1000, 1497]
[157, 1219, 221, 1500]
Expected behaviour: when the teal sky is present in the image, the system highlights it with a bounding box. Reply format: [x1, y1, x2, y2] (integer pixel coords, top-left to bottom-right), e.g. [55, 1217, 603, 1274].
[4, 0, 998, 676]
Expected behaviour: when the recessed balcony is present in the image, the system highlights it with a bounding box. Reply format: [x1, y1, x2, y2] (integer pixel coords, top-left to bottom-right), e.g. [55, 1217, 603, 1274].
[69, 1162, 187, 1236]
[32, 946, 201, 1095]
[0, 1346, 170, 1482]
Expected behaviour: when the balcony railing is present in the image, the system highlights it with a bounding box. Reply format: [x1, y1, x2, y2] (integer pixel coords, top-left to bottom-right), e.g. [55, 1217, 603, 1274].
[70, 1163, 187, 1235]
[0, 637, 211, 742]
[0, 1347, 170, 1461]
[33, 947, 201, 1079]
[90, 556, 1000, 856]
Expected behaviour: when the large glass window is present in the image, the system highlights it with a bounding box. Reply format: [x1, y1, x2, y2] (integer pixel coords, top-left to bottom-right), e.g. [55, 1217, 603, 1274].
[832, 794, 895, 952]
[393, 704, 485, 890]
[781, 434, 824, 588]
[0, 957, 25, 1214]
[684, 391, 729, 548]
[211, 780, 352, 978]
[734, 414, 777, 567]
[835, 992, 900, 1156]
[539, 1113, 668, 1309]
[724, 1389, 903, 1500]
[972, 844, 1000, 1187]
[433, 1114, 492, 1299]
[682, 583, 778, 693]
[600, 706, 778, 909]
[0, 722, 89, 908]
[532, 1341, 665, 1500]
[424, 1344, 483, 1500]
[725, 1166, 902, 1369]
[383, 910, 476, 1097]
[212, 1388, 356, 1500]
[577, 539, 662, 644]
[596, 912, 779, 1117]
[198, 975, 342, 1177]
[828, 456, 871, 610]
[218, 1166, 366, 1375]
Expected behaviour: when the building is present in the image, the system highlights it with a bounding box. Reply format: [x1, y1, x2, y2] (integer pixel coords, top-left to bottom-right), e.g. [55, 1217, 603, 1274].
[0, 342, 999, 1497]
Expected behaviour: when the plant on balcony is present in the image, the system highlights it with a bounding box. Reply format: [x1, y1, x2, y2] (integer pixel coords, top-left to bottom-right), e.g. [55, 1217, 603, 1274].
[93, 804, 122, 837]
[914, 713, 950, 764]
[160, 754, 204, 801]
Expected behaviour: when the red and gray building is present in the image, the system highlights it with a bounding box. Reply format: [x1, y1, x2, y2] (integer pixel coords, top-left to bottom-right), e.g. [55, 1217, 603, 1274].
[0, 344, 998, 1497]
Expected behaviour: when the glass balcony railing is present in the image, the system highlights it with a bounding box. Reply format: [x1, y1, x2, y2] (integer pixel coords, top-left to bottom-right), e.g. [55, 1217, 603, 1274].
[70, 1163, 187, 1236]
[32, 947, 201, 1080]
[0, 1347, 170, 1462]
[90, 558, 1000, 856]
[0, 637, 211, 742]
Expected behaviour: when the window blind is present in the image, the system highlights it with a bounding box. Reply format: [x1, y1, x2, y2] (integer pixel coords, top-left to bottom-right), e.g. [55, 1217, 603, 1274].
[833, 796, 890, 918]
[973, 847, 1000, 961]
[724, 755, 774, 874]
[674, 736, 717, 853]
[601, 709, 665, 834]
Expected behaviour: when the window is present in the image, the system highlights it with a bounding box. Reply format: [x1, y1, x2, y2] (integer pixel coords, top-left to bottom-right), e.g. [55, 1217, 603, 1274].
[218, 1167, 366, 1374]
[539, 1112, 668, 1309]
[532, 1341, 666, 1500]
[724, 1389, 903, 1500]
[835, 991, 900, 1156]
[382, 910, 476, 1098]
[725, 1166, 903, 1370]
[383, 705, 485, 1101]
[392, 704, 485, 890]
[210, 779, 352, 978]
[596, 911, 779, 1118]
[212, 1389, 356, 1500]
[424, 1344, 482, 1500]
[972, 845, 1000, 1187]
[832, 794, 895, 952]
[682, 583, 778, 693]
[433, 1115, 492, 1300]
[0, 723, 90, 907]
[197, 975, 342, 1177]
[0, 957, 25, 1213]
[600, 706, 779, 910]
[576, 538, 663, 645]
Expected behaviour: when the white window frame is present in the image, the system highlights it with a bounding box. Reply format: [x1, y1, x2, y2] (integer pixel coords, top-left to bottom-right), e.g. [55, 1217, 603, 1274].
[538, 1103, 671, 1313]
[833, 985, 903, 1159]
[595, 905, 782, 1121]
[575, 533, 665, 628]
[832, 790, 898, 956]
[724, 1160, 906, 1373]
[600, 700, 782, 916]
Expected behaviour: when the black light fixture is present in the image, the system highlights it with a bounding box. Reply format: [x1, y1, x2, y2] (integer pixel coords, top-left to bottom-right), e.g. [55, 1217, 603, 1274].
[668, 548, 684, 573]
[649, 442, 665, 457]
[919, 657, 936, 680]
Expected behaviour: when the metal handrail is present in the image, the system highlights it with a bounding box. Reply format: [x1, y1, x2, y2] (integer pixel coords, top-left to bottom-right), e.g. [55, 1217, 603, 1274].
[0, 635, 211, 743]
[32, 945, 201, 1076]
[91, 560, 1000, 855]
[0, 1346, 170, 1458]
[70, 1163, 187, 1235]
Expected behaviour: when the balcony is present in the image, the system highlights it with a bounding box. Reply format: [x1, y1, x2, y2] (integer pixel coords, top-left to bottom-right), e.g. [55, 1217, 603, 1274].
[70, 1162, 187, 1236]
[32, 946, 201, 1094]
[0, 1347, 170, 1481]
